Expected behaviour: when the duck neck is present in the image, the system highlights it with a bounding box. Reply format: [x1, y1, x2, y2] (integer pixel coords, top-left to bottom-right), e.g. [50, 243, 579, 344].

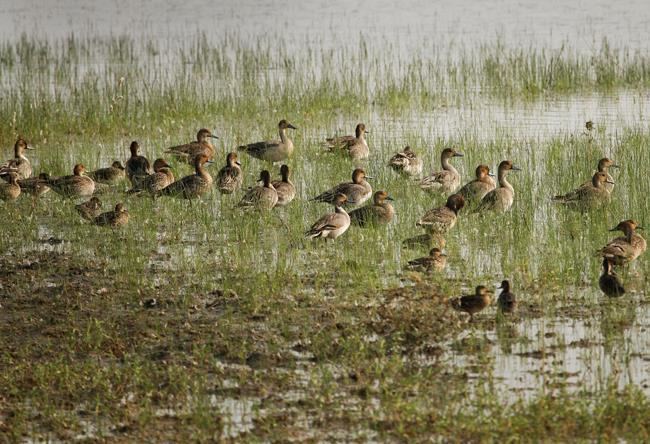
[279, 127, 289, 145]
[281, 171, 290, 183]
[498, 170, 513, 193]
[335, 205, 348, 215]
[196, 162, 211, 181]
[624, 229, 634, 243]
[441, 155, 458, 175]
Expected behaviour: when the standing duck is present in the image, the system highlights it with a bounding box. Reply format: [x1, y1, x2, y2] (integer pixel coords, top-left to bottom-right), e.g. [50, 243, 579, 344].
[406, 194, 465, 248]
[598, 220, 646, 266]
[271, 164, 296, 206]
[0, 138, 34, 180]
[236, 170, 278, 210]
[450, 285, 493, 322]
[598, 258, 625, 297]
[553, 172, 613, 211]
[419, 148, 464, 194]
[474, 160, 520, 213]
[349, 190, 395, 227]
[324, 123, 369, 160]
[405, 248, 447, 272]
[497, 280, 517, 313]
[159, 154, 213, 200]
[165, 128, 219, 163]
[87, 161, 126, 185]
[388, 146, 423, 177]
[125, 141, 152, 188]
[310, 168, 372, 207]
[46, 164, 95, 198]
[238, 120, 297, 162]
[305, 193, 351, 240]
[457, 164, 496, 205]
[0, 172, 21, 201]
[216, 152, 243, 195]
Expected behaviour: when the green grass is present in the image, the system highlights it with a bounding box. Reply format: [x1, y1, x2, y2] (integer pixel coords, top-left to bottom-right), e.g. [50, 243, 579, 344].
[1, 31, 650, 441]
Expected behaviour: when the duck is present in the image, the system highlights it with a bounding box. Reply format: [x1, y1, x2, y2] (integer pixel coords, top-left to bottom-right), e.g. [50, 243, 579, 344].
[236, 170, 278, 210]
[598, 258, 625, 297]
[216, 152, 243, 194]
[419, 148, 464, 194]
[450, 285, 493, 322]
[324, 123, 369, 160]
[271, 164, 296, 206]
[46, 164, 95, 198]
[553, 172, 613, 211]
[457, 164, 496, 205]
[405, 248, 447, 272]
[159, 154, 213, 200]
[416, 194, 465, 235]
[310, 168, 372, 207]
[16, 172, 51, 197]
[474, 160, 520, 213]
[0, 138, 34, 180]
[87, 161, 126, 185]
[237, 120, 297, 162]
[0, 172, 21, 201]
[93, 203, 129, 227]
[127, 158, 175, 195]
[75, 197, 102, 221]
[165, 128, 219, 163]
[305, 193, 351, 240]
[125, 141, 152, 188]
[497, 280, 517, 313]
[349, 190, 395, 227]
[388, 146, 423, 176]
[597, 220, 646, 266]
[579, 158, 619, 193]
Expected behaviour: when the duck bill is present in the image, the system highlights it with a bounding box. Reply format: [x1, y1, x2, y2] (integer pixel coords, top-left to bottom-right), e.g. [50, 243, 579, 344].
[511, 166, 522, 171]
[453, 152, 464, 157]
[235, 161, 242, 166]
[488, 172, 496, 177]
[610, 164, 620, 169]
[606, 180, 615, 184]
[287, 123, 298, 130]
[386, 196, 394, 201]
[210, 134, 219, 139]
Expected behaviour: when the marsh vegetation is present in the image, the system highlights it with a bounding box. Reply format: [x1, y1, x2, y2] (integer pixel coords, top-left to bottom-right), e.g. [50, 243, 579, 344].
[1, 20, 650, 441]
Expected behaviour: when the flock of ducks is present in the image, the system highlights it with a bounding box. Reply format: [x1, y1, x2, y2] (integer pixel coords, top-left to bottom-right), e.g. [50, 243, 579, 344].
[0, 120, 645, 322]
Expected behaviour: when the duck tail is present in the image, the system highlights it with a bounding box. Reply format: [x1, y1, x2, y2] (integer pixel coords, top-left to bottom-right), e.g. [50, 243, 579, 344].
[449, 298, 462, 312]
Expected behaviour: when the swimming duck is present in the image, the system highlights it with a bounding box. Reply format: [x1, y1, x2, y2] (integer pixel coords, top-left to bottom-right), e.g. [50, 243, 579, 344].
[93, 203, 129, 227]
[474, 160, 520, 213]
[419, 148, 463, 194]
[598, 220, 646, 265]
[553, 172, 613, 211]
[388, 146, 423, 176]
[579, 158, 619, 193]
[16, 172, 51, 197]
[405, 247, 447, 272]
[0, 172, 21, 201]
[310, 168, 372, 207]
[349, 190, 395, 227]
[457, 164, 496, 205]
[305, 193, 351, 240]
[450, 285, 493, 322]
[324, 123, 369, 160]
[159, 154, 213, 200]
[87, 161, 126, 185]
[0, 138, 34, 180]
[416, 193, 465, 235]
[165, 128, 219, 163]
[236, 170, 278, 210]
[127, 158, 175, 195]
[216, 152, 243, 194]
[238, 120, 297, 162]
[271, 164, 296, 206]
[598, 258, 625, 297]
[75, 197, 102, 221]
[497, 280, 517, 313]
[125, 141, 152, 188]
[46, 164, 95, 198]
